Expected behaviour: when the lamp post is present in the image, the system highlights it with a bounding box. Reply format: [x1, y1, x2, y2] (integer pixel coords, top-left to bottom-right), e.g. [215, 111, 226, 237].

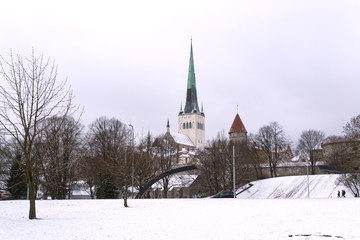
[129, 124, 134, 198]
[305, 155, 310, 198]
[233, 145, 236, 198]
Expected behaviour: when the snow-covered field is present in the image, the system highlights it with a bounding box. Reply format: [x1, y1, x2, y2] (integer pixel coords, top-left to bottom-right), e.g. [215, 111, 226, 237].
[1, 175, 359, 240]
[1, 198, 360, 240]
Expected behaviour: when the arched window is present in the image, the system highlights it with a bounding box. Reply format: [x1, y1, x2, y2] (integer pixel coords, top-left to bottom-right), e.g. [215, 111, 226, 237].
[189, 122, 192, 129]
[183, 123, 185, 129]
[186, 123, 188, 129]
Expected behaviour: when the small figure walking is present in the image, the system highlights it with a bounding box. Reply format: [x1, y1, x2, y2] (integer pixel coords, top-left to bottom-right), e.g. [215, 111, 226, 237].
[338, 190, 340, 198]
[342, 190, 346, 198]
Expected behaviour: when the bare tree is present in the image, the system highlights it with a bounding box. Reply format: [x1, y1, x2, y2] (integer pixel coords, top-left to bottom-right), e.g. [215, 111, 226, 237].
[344, 114, 360, 139]
[296, 129, 325, 174]
[0, 50, 75, 219]
[198, 136, 230, 195]
[133, 133, 156, 198]
[255, 125, 273, 177]
[85, 117, 129, 205]
[198, 131, 254, 195]
[39, 116, 83, 199]
[337, 174, 360, 197]
[152, 134, 177, 198]
[333, 116, 360, 191]
[247, 133, 264, 179]
[0, 131, 10, 177]
[255, 122, 288, 177]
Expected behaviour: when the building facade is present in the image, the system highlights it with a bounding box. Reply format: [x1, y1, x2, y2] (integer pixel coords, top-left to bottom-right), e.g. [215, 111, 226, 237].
[320, 136, 360, 172]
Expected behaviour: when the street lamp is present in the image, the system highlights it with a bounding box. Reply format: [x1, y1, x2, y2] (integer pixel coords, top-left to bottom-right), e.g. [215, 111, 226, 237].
[305, 153, 310, 198]
[233, 145, 236, 198]
[129, 124, 134, 198]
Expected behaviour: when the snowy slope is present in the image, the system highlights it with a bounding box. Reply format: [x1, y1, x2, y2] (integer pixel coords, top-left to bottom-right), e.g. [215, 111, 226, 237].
[236, 174, 351, 199]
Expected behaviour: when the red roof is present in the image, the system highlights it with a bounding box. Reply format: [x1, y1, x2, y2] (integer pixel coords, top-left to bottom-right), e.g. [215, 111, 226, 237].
[229, 113, 247, 134]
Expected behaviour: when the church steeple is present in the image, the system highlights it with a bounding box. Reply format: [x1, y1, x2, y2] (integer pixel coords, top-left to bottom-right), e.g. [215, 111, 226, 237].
[178, 39, 205, 149]
[184, 40, 199, 113]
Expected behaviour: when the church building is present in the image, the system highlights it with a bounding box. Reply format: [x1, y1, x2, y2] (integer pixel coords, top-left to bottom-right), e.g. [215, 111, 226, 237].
[165, 40, 205, 156]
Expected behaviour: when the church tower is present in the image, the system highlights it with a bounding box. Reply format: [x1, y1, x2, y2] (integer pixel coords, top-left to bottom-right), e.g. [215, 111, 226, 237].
[229, 113, 247, 144]
[178, 40, 205, 149]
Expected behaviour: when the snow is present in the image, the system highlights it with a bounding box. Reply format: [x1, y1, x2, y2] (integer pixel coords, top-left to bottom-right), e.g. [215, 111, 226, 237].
[151, 174, 198, 190]
[237, 174, 350, 199]
[170, 131, 195, 147]
[1, 174, 360, 240]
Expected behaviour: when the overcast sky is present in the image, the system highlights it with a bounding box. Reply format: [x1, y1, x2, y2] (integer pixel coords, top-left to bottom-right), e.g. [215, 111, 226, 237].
[1, 0, 360, 147]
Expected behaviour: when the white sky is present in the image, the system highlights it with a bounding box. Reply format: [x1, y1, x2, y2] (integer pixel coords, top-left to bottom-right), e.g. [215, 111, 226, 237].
[1, 0, 360, 146]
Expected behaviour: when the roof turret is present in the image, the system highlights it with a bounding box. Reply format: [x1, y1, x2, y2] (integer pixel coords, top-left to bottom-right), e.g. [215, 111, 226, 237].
[229, 113, 247, 134]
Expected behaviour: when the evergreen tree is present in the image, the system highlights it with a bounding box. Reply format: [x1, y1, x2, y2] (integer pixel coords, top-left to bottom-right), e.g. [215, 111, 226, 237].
[6, 154, 27, 199]
[95, 175, 117, 199]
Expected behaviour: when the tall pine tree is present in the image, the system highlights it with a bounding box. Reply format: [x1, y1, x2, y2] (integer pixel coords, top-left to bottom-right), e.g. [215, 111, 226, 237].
[6, 153, 27, 199]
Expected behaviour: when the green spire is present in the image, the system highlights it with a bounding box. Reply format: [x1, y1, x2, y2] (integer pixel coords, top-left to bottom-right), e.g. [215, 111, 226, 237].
[184, 39, 199, 113]
[147, 130, 151, 150]
[187, 39, 196, 90]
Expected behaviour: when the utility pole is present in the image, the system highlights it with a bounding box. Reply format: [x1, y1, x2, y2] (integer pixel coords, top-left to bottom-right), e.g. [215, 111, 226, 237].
[129, 124, 134, 199]
[233, 145, 236, 198]
[306, 157, 310, 198]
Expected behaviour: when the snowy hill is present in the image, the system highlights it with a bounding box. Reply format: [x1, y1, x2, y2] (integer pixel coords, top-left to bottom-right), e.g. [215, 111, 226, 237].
[236, 174, 353, 199]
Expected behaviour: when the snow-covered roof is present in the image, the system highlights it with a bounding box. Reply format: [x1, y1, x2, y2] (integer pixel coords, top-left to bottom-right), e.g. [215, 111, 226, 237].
[291, 155, 301, 162]
[169, 131, 195, 147]
[321, 135, 360, 145]
[291, 153, 309, 162]
[179, 149, 196, 159]
[151, 174, 198, 190]
[314, 143, 322, 150]
[260, 161, 324, 168]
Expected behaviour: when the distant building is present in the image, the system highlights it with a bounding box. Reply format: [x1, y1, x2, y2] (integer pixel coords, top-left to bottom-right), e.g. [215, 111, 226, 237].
[148, 41, 205, 198]
[226, 113, 310, 178]
[319, 136, 360, 173]
[228, 113, 247, 144]
[175, 40, 205, 150]
[165, 40, 205, 163]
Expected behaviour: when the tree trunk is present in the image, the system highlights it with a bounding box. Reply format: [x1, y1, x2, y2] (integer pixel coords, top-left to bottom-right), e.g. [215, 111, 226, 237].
[269, 160, 274, 178]
[28, 181, 36, 219]
[124, 152, 128, 207]
[25, 161, 36, 219]
[124, 182, 128, 207]
[273, 164, 277, 177]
